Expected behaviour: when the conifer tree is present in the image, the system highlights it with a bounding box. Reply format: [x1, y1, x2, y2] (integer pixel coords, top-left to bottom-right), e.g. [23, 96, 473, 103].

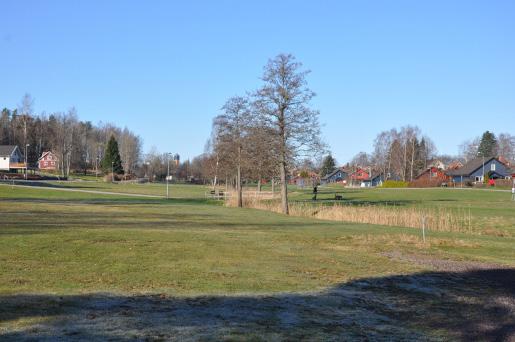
[101, 135, 124, 174]
[477, 131, 498, 157]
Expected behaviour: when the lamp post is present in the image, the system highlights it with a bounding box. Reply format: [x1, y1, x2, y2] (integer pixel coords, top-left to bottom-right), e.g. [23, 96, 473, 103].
[111, 161, 114, 182]
[95, 156, 99, 181]
[25, 144, 30, 179]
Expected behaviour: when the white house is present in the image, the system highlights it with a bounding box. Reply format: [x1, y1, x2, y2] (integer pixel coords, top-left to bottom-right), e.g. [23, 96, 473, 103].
[0, 145, 24, 171]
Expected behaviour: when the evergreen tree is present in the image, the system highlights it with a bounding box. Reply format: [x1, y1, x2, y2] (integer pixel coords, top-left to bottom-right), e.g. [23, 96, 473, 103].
[320, 154, 336, 177]
[413, 137, 425, 176]
[477, 131, 498, 157]
[101, 135, 124, 174]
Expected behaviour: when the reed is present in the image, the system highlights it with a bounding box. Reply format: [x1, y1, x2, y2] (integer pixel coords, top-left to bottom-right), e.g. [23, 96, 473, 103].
[226, 192, 470, 233]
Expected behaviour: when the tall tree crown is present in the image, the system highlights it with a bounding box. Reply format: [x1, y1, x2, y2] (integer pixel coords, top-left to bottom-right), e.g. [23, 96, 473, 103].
[477, 131, 498, 157]
[102, 135, 124, 174]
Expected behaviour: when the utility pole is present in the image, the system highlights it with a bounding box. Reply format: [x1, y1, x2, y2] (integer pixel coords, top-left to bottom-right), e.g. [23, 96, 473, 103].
[111, 161, 114, 182]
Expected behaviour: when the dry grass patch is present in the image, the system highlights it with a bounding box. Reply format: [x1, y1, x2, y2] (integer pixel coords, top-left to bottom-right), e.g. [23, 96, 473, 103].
[227, 195, 473, 233]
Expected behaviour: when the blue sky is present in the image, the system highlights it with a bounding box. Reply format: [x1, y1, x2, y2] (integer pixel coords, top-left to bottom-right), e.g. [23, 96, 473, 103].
[1, 1, 514, 163]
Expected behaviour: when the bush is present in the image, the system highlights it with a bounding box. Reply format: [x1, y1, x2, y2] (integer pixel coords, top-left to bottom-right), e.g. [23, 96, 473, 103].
[380, 180, 409, 188]
[103, 173, 122, 182]
[408, 178, 446, 188]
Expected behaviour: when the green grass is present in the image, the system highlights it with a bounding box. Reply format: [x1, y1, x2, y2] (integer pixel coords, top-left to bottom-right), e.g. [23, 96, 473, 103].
[0, 184, 513, 296]
[1, 184, 514, 340]
[42, 180, 211, 198]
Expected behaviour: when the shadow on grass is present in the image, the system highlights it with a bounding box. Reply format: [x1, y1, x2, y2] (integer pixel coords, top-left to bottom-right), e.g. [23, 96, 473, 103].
[0, 180, 102, 190]
[1, 269, 513, 341]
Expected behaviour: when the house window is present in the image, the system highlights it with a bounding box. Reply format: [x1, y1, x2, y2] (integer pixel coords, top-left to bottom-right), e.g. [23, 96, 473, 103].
[475, 176, 481, 182]
[491, 163, 496, 171]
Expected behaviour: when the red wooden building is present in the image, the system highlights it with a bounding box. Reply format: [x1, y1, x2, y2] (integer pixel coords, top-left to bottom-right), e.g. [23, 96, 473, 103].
[38, 151, 58, 170]
[415, 167, 448, 181]
[349, 168, 370, 181]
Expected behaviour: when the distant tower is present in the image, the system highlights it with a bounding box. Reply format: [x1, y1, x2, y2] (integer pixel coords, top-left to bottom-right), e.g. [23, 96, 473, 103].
[173, 153, 180, 166]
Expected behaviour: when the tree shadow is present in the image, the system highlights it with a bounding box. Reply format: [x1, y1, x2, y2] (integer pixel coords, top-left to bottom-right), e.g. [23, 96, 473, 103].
[1, 268, 513, 341]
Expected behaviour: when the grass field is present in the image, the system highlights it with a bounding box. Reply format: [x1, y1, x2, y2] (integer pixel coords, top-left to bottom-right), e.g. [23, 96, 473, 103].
[0, 183, 514, 340]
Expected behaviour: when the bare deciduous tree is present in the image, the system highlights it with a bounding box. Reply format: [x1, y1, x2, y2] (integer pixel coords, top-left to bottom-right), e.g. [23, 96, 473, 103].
[255, 54, 323, 214]
[213, 96, 252, 207]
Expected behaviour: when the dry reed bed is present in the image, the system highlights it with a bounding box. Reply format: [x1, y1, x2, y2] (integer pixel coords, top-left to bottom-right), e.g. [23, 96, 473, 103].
[226, 194, 470, 233]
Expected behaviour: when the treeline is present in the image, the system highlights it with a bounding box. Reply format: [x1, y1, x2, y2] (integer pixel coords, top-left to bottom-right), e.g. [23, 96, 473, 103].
[345, 128, 515, 181]
[0, 94, 142, 177]
[352, 125, 437, 182]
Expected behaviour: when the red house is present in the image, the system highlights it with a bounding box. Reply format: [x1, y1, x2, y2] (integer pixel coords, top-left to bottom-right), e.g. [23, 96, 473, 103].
[349, 168, 370, 182]
[415, 167, 448, 181]
[38, 151, 58, 170]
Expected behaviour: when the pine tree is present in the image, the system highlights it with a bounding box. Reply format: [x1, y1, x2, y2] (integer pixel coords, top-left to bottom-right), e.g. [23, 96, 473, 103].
[101, 135, 124, 174]
[320, 154, 336, 177]
[477, 131, 498, 157]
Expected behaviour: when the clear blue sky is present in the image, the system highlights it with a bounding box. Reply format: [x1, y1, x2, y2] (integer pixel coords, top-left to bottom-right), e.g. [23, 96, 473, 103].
[1, 1, 514, 164]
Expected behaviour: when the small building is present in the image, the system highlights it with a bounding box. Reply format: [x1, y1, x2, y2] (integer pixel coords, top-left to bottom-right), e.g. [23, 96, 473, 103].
[290, 171, 319, 187]
[38, 151, 58, 170]
[362, 172, 401, 187]
[446, 157, 513, 183]
[415, 167, 448, 181]
[349, 168, 370, 185]
[321, 168, 348, 184]
[0, 145, 25, 171]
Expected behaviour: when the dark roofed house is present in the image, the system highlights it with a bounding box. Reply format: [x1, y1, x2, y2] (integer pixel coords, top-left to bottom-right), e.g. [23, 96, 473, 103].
[321, 168, 348, 184]
[362, 171, 401, 187]
[0, 145, 25, 171]
[446, 157, 513, 183]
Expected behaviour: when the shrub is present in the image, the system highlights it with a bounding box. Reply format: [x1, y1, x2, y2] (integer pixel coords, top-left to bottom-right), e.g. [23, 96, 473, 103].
[409, 178, 446, 188]
[380, 180, 409, 188]
[103, 173, 122, 182]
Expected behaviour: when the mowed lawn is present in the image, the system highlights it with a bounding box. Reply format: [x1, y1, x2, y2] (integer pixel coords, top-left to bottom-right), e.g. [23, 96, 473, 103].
[0, 184, 514, 340]
[41, 180, 211, 198]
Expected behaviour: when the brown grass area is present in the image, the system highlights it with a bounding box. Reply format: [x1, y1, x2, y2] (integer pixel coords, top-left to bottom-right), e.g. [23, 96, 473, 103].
[226, 194, 471, 233]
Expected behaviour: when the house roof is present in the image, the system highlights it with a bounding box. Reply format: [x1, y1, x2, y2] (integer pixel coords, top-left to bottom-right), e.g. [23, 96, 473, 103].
[38, 151, 55, 161]
[446, 157, 496, 176]
[321, 167, 347, 180]
[0, 145, 18, 157]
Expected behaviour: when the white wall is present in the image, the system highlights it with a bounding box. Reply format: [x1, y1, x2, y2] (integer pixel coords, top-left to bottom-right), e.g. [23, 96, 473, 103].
[0, 157, 10, 170]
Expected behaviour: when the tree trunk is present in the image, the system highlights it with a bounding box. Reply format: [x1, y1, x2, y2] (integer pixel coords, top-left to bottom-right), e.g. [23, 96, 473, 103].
[279, 158, 289, 214]
[257, 173, 262, 192]
[410, 140, 415, 181]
